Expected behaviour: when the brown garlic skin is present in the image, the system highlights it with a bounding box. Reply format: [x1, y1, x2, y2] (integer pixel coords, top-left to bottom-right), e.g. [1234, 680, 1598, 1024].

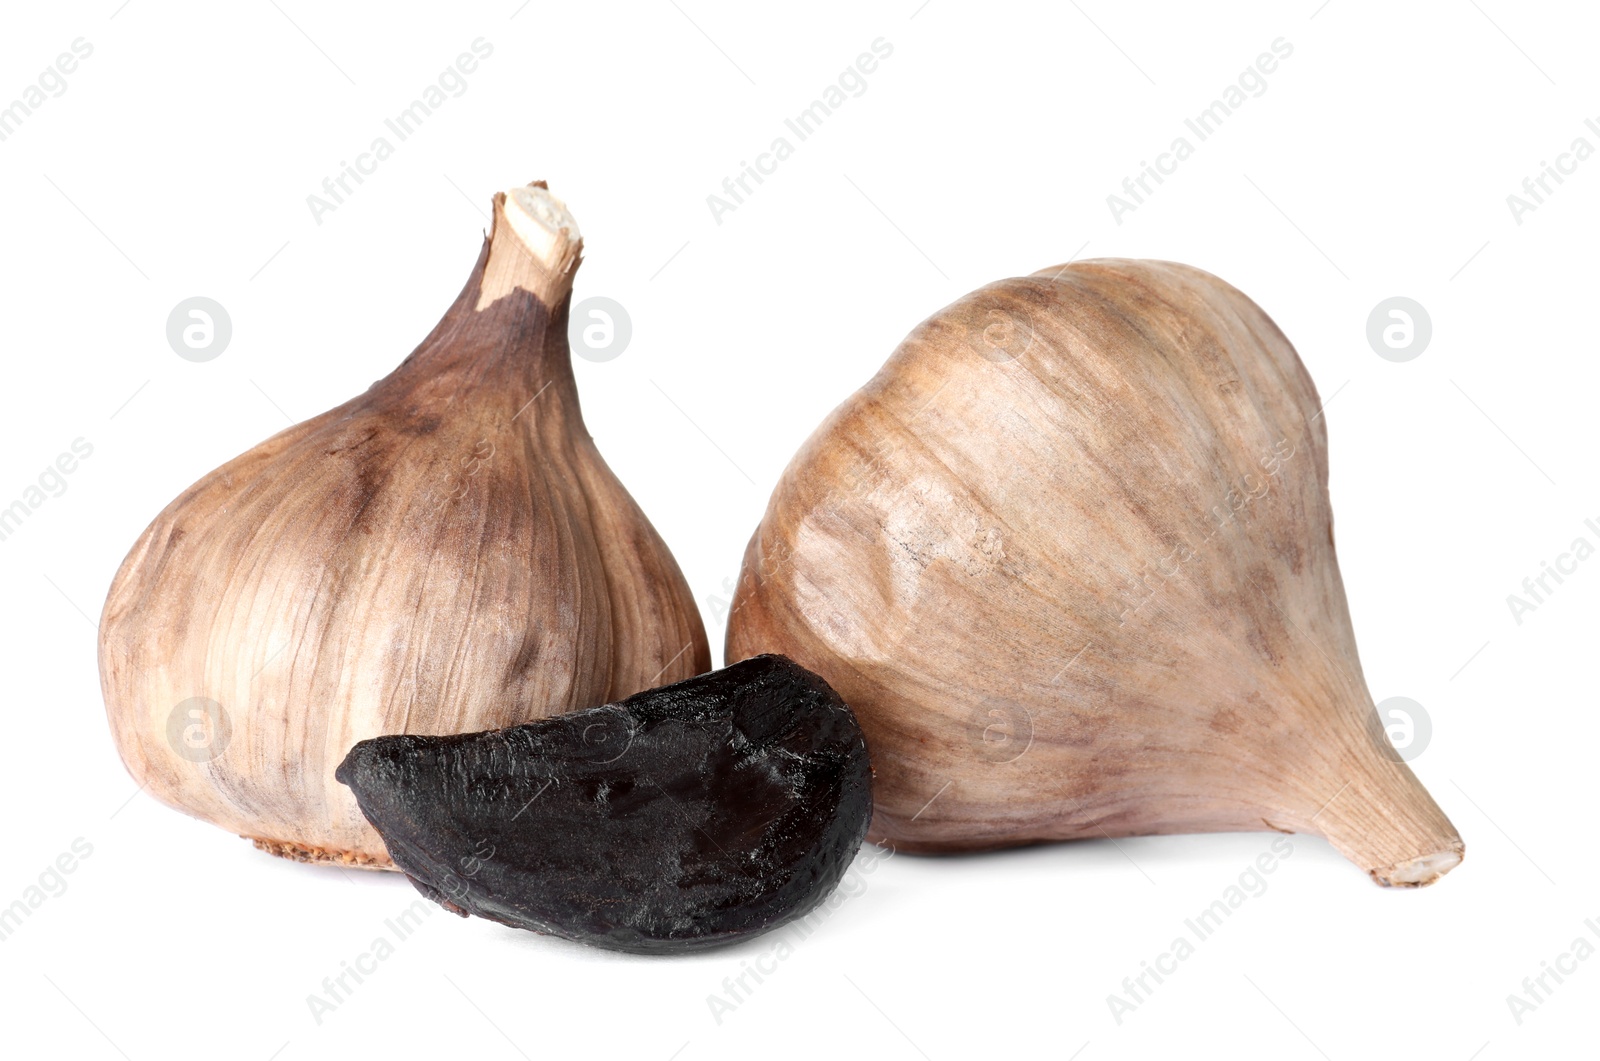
[727, 258, 1463, 887]
[100, 183, 710, 869]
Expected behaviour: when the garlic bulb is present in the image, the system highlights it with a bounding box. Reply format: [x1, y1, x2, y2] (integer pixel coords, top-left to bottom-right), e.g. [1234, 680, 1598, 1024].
[100, 182, 710, 868]
[726, 259, 1463, 887]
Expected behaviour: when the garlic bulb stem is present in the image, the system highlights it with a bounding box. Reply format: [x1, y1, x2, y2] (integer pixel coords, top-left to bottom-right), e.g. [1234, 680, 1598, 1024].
[505, 184, 581, 265]
[478, 183, 583, 310]
[1300, 735, 1464, 886]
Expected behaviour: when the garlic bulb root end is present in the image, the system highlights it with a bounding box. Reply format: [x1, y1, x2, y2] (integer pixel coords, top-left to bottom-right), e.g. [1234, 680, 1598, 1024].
[248, 837, 394, 870]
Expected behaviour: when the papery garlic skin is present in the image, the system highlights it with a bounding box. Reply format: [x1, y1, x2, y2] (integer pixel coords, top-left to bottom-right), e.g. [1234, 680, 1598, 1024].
[727, 259, 1463, 887]
[100, 183, 710, 869]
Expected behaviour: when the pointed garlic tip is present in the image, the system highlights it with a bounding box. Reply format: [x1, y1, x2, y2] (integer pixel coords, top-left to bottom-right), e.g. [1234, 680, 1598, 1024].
[477, 181, 584, 310]
[1300, 730, 1464, 887]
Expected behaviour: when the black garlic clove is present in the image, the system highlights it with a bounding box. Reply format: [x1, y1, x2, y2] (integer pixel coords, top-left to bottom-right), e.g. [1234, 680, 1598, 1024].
[336, 654, 874, 954]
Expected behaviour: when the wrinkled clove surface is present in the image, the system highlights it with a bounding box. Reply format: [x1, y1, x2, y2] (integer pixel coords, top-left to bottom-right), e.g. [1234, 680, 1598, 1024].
[337, 655, 873, 953]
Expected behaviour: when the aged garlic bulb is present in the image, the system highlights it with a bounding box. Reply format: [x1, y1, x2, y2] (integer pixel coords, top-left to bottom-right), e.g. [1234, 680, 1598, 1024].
[100, 182, 709, 868]
[727, 259, 1463, 887]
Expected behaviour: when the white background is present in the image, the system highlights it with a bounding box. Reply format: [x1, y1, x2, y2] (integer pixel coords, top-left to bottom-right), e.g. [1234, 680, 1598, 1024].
[0, 1, 1594, 1058]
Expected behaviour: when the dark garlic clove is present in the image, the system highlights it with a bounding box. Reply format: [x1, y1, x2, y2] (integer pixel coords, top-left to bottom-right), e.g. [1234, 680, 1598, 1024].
[336, 655, 874, 954]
